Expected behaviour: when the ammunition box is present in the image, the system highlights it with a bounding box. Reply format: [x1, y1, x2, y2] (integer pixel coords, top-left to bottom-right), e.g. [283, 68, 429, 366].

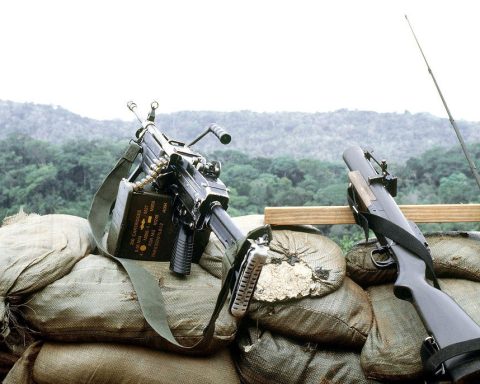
[107, 179, 176, 261]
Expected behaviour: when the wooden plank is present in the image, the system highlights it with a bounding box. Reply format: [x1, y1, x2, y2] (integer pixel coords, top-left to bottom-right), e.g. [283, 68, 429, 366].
[264, 204, 480, 225]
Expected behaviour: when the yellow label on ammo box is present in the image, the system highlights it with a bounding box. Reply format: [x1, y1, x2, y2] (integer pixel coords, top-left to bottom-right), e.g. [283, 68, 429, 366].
[107, 180, 176, 261]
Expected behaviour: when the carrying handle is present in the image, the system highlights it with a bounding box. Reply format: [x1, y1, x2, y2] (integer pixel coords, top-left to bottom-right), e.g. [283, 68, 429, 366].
[188, 124, 231, 147]
[209, 124, 231, 144]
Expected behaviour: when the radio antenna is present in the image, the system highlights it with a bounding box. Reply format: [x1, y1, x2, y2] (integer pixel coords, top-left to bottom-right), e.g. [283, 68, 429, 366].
[405, 15, 480, 190]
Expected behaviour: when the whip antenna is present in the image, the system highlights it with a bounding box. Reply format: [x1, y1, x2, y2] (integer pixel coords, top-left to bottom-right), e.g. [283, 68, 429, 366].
[405, 15, 480, 190]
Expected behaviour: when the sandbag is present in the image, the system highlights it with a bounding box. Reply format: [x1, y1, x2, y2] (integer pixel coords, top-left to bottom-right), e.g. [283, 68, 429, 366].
[235, 326, 377, 384]
[20, 255, 237, 355]
[248, 276, 372, 348]
[0, 348, 18, 380]
[346, 232, 480, 287]
[4, 341, 240, 384]
[361, 279, 480, 381]
[2, 342, 42, 384]
[428, 232, 480, 280]
[0, 213, 94, 354]
[200, 215, 346, 302]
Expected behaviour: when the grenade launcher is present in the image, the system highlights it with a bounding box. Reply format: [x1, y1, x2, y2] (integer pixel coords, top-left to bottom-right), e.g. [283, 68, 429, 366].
[344, 145, 480, 383]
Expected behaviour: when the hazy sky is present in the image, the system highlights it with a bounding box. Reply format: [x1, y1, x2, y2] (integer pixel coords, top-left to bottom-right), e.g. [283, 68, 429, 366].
[1, 0, 480, 121]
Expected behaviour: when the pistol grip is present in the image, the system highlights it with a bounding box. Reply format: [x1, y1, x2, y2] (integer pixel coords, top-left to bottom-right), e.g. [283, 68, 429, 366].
[170, 225, 194, 275]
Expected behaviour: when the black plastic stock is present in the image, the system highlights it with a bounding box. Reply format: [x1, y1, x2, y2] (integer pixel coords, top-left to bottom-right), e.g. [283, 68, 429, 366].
[343, 145, 480, 382]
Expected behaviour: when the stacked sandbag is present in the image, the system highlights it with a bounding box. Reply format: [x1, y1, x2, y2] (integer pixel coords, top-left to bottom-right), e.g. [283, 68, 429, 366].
[1, 213, 238, 356]
[4, 341, 240, 384]
[346, 231, 480, 382]
[0, 348, 17, 381]
[235, 273, 375, 384]
[247, 276, 371, 348]
[201, 216, 376, 383]
[1, 212, 243, 383]
[236, 327, 376, 384]
[202, 216, 347, 303]
[20, 257, 237, 354]
[362, 279, 480, 382]
[0, 212, 94, 358]
[346, 232, 480, 287]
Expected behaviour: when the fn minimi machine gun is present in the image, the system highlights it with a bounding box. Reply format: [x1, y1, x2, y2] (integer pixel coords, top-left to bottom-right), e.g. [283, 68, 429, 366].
[344, 145, 480, 383]
[90, 101, 269, 323]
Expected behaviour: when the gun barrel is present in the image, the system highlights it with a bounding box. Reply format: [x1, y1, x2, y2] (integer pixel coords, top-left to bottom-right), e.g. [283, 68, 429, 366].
[209, 204, 244, 249]
[343, 145, 480, 381]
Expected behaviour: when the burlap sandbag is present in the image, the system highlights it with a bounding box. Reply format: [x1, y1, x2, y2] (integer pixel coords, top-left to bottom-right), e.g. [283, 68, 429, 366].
[1, 341, 42, 384]
[248, 276, 372, 348]
[3, 341, 240, 384]
[346, 232, 480, 287]
[200, 215, 346, 302]
[235, 326, 377, 384]
[361, 279, 480, 381]
[20, 255, 237, 355]
[0, 348, 18, 380]
[0, 213, 94, 355]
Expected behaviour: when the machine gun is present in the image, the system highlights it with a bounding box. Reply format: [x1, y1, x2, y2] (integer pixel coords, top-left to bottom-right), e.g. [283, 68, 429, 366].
[344, 145, 480, 383]
[100, 101, 269, 319]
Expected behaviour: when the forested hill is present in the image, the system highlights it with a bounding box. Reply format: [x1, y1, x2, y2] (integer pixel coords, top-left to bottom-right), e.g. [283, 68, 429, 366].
[2, 99, 480, 163]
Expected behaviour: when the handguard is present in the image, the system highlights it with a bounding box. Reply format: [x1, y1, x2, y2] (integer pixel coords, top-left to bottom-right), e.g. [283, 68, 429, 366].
[229, 237, 269, 318]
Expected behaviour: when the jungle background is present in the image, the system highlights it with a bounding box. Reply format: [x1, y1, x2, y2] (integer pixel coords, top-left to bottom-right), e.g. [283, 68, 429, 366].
[2, 100, 479, 249]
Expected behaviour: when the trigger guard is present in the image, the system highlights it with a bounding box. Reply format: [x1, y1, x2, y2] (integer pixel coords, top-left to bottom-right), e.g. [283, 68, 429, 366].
[370, 247, 396, 269]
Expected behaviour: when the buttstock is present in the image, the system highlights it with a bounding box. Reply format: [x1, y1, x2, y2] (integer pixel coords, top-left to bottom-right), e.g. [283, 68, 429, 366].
[343, 145, 480, 382]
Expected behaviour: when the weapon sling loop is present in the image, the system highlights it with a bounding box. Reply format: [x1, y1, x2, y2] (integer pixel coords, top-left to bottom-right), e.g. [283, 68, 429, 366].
[88, 141, 269, 351]
[422, 337, 480, 378]
[347, 188, 440, 289]
[348, 189, 480, 378]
